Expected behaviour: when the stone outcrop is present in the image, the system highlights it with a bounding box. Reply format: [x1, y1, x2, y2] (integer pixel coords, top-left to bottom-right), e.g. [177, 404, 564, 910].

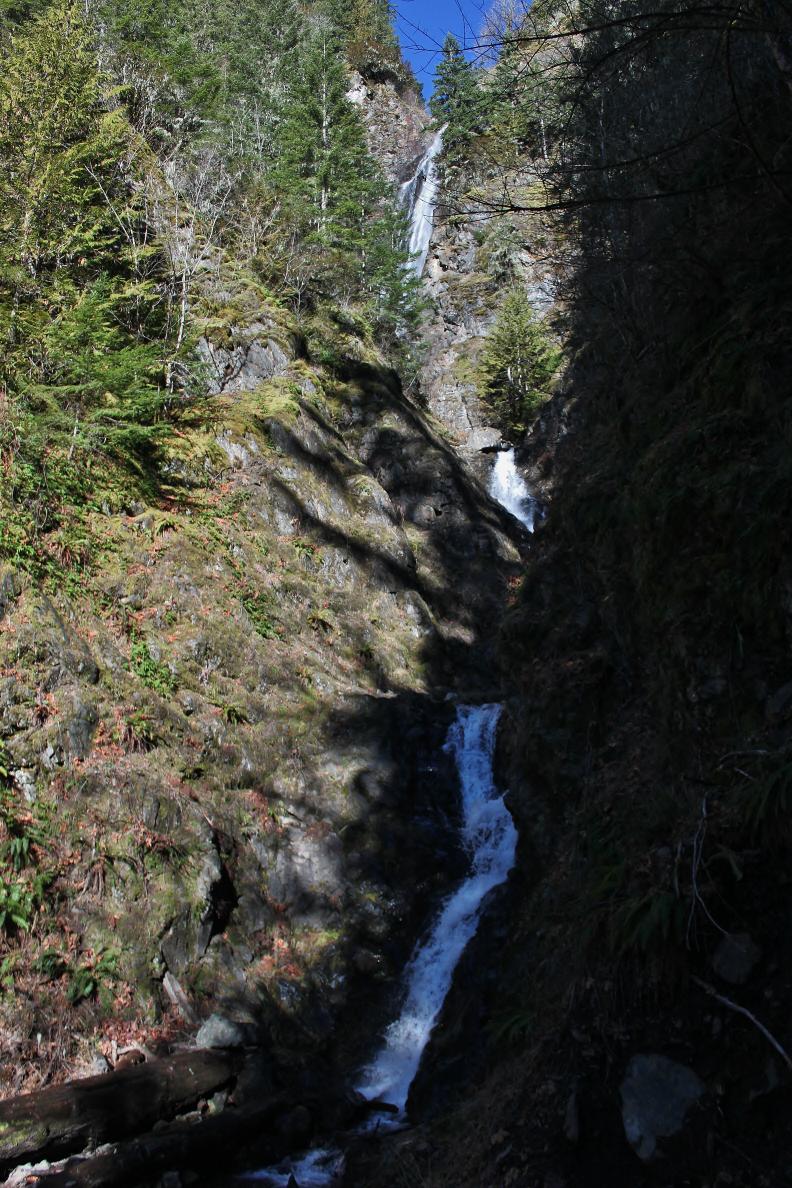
[347, 70, 431, 186]
[620, 1054, 706, 1162]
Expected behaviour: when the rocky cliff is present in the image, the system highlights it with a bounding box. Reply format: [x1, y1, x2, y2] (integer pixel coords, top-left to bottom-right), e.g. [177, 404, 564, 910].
[418, 172, 558, 494]
[0, 258, 525, 1121]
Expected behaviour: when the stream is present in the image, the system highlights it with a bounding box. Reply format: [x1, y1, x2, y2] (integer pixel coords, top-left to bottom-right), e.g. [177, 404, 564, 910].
[242, 705, 518, 1187]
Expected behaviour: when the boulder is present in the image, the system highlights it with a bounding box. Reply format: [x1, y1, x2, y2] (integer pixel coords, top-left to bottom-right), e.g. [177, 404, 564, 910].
[620, 1053, 705, 1161]
[711, 932, 762, 986]
[195, 1014, 253, 1050]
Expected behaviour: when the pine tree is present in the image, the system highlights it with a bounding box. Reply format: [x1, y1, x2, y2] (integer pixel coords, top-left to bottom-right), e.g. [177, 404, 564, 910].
[484, 10, 560, 161]
[478, 288, 560, 436]
[430, 34, 485, 165]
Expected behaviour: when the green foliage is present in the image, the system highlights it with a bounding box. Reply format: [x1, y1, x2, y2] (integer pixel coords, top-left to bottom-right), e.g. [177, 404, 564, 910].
[34, 948, 69, 980]
[490, 1005, 533, 1045]
[737, 751, 792, 839]
[430, 34, 486, 167]
[67, 949, 119, 1004]
[478, 288, 560, 437]
[610, 890, 687, 957]
[130, 636, 177, 695]
[0, 0, 170, 576]
[33, 942, 118, 1003]
[273, 30, 380, 283]
[362, 200, 428, 362]
[0, 882, 38, 931]
[342, 0, 412, 86]
[0, 751, 55, 935]
[0, 0, 423, 583]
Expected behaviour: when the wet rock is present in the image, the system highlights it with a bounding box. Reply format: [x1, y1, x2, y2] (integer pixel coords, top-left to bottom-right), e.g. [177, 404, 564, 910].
[12, 769, 37, 804]
[711, 932, 762, 985]
[621, 1054, 705, 1161]
[266, 826, 345, 928]
[206, 1087, 229, 1114]
[353, 948, 388, 979]
[468, 427, 502, 452]
[564, 1090, 580, 1144]
[161, 913, 196, 974]
[765, 680, 792, 722]
[33, 599, 100, 687]
[41, 742, 64, 771]
[0, 570, 21, 618]
[162, 972, 197, 1024]
[350, 69, 431, 187]
[198, 331, 290, 396]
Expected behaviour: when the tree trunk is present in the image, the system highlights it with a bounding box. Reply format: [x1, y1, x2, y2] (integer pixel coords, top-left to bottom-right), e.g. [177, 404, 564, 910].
[0, 1048, 243, 1176]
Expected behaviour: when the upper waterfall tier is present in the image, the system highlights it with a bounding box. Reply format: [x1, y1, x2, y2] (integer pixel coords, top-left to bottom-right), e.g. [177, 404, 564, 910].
[400, 127, 445, 278]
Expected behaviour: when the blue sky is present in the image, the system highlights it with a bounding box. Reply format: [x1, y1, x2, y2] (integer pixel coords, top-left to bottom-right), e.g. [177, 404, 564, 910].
[392, 0, 491, 97]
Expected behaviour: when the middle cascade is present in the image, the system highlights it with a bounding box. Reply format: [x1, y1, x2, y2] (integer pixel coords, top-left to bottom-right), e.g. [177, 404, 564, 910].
[355, 703, 518, 1112]
[489, 449, 537, 533]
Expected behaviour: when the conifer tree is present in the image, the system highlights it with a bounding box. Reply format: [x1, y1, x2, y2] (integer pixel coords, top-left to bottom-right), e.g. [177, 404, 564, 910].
[478, 288, 560, 436]
[345, 0, 401, 74]
[363, 199, 426, 351]
[273, 27, 380, 291]
[0, 0, 165, 457]
[430, 33, 485, 165]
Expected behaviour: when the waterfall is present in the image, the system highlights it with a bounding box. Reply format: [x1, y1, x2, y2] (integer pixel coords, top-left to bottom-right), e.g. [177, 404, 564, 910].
[489, 449, 536, 533]
[243, 705, 518, 1187]
[355, 704, 517, 1111]
[400, 127, 445, 279]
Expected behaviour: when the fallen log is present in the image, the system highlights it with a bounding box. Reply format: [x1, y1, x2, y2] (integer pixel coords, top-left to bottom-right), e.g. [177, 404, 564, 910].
[0, 1049, 243, 1177]
[32, 1096, 293, 1188]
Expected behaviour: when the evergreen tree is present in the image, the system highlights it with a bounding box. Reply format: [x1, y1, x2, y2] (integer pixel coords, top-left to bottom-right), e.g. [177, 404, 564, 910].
[0, 1, 166, 467]
[363, 199, 426, 352]
[273, 28, 380, 292]
[430, 34, 485, 165]
[484, 7, 561, 161]
[89, 0, 222, 138]
[478, 288, 560, 436]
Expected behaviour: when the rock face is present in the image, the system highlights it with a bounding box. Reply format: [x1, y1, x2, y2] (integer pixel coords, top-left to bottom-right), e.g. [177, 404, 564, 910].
[418, 173, 558, 489]
[620, 1054, 706, 1161]
[0, 291, 523, 1099]
[347, 70, 431, 186]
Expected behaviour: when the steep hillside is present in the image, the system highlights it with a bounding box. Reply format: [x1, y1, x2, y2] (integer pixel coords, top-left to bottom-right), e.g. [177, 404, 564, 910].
[0, 3, 533, 1178]
[0, 277, 525, 1100]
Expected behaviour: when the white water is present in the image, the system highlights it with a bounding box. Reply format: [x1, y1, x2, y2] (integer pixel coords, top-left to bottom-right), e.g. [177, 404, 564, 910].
[355, 704, 518, 1111]
[489, 449, 536, 533]
[240, 1148, 345, 1186]
[242, 704, 518, 1187]
[399, 128, 445, 278]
